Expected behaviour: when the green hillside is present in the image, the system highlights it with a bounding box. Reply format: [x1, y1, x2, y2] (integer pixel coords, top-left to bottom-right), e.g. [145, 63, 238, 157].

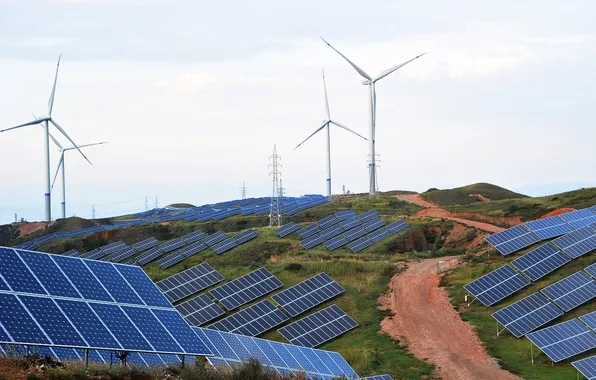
[421, 183, 528, 206]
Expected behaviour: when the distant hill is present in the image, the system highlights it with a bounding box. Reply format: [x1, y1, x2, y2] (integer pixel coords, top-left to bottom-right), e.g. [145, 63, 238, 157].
[421, 183, 528, 206]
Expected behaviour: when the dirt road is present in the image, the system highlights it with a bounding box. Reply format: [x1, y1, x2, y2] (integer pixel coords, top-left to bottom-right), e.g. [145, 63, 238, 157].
[380, 257, 520, 380]
[395, 194, 505, 233]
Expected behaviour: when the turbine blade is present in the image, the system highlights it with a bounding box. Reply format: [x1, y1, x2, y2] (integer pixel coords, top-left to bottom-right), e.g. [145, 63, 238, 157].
[373, 52, 427, 82]
[320, 37, 372, 81]
[322, 69, 330, 119]
[34, 113, 64, 149]
[64, 141, 107, 150]
[329, 120, 368, 141]
[49, 119, 93, 166]
[51, 153, 64, 191]
[0, 118, 46, 133]
[48, 55, 62, 116]
[294, 121, 329, 150]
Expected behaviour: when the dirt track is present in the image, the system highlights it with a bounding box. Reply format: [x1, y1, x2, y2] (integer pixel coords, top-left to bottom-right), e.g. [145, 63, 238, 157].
[380, 258, 520, 380]
[395, 194, 505, 233]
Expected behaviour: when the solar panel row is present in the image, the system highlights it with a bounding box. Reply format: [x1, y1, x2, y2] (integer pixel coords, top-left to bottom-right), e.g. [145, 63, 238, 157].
[212, 238, 239, 255]
[524, 216, 574, 240]
[131, 237, 159, 252]
[540, 271, 596, 312]
[155, 263, 225, 303]
[208, 299, 289, 336]
[510, 243, 570, 281]
[526, 318, 596, 362]
[272, 273, 344, 316]
[175, 294, 225, 326]
[492, 292, 563, 338]
[210, 268, 283, 310]
[559, 208, 596, 229]
[572, 355, 596, 380]
[464, 265, 530, 307]
[552, 226, 596, 259]
[276, 222, 300, 238]
[484, 224, 541, 256]
[346, 220, 408, 253]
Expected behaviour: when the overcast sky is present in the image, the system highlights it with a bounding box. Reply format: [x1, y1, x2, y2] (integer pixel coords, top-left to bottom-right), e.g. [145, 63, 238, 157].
[0, 0, 594, 224]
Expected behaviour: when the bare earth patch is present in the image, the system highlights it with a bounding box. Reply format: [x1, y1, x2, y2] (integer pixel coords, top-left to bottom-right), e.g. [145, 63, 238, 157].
[379, 257, 520, 380]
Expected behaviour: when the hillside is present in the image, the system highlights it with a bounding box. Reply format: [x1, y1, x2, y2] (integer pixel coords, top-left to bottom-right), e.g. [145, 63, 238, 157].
[421, 183, 528, 206]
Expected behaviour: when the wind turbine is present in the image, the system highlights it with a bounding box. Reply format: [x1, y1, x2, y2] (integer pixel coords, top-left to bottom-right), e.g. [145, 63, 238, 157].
[294, 70, 367, 197]
[0, 56, 91, 221]
[321, 37, 426, 195]
[49, 133, 106, 219]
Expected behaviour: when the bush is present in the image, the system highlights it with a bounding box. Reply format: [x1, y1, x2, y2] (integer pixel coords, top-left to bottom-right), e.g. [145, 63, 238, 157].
[284, 263, 304, 272]
[26, 375, 47, 380]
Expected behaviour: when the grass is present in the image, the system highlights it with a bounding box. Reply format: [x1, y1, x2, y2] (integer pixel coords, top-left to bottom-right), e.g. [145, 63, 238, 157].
[420, 182, 528, 206]
[441, 245, 596, 380]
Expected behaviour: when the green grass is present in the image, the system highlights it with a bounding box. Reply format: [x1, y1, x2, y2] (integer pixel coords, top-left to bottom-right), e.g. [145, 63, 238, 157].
[420, 183, 528, 206]
[441, 247, 596, 380]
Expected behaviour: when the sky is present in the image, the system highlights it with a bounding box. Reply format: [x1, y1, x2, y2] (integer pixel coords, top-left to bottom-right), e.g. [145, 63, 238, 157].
[0, 0, 595, 224]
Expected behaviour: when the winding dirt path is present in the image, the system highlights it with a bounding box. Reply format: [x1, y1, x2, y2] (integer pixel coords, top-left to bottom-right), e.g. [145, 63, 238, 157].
[380, 257, 520, 380]
[395, 194, 505, 233]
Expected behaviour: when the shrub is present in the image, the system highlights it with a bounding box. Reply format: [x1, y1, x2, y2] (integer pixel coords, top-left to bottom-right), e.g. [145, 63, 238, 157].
[284, 263, 304, 272]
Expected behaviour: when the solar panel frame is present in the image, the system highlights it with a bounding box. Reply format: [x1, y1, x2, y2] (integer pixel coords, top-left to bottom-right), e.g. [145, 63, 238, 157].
[484, 224, 541, 255]
[344, 226, 367, 242]
[510, 243, 571, 281]
[552, 226, 596, 259]
[363, 219, 386, 232]
[175, 294, 225, 326]
[208, 299, 289, 336]
[178, 240, 208, 258]
[272, 273, 345, 317]
[209, 268, 283, 310]
[155, 263, 225, 303]
[358, 210, 379, 223]
[319, 224, 344, 240]
[324, 235, 349, 251]
[524, 216, 575, 239]
[464, 265, 530, 307]
[336, 210, 357, 220]
[180, 231, 207, 243]
[541, 271, 596, 312]
[526, 318, 596, 362]
[158, 238, 187, 254]
[367, 227, 391, 243]
[491, 292, 563, 338]
[572, 355, 596, 380]
[278, 305, 358, 347]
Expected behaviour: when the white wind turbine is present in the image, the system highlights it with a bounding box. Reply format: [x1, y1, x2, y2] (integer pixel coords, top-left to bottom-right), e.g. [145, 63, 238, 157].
[49, 133, 106, 219]
[294, 70, 367, 197]
[321, 37, 426, 195]
[0, 56, 91, 221]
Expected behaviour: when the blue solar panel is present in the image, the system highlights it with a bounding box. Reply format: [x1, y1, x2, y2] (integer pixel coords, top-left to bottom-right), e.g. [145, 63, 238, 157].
[157, 253, 184, 269]
[387, 220, 409, 234]
[586, 263, 596, 278]
[572, 355, 596, 380]
[88, 303, 153, 351]
[362, 375, 393, 380]
[339, 217, 362, 230]
[300, 234, 326, 249]
[484, 224, 541, 255]
[109, 247, 137, 263]
[541, 271, 596, 311]
[278, 305, 358, 347]
[336, 210, 357, 220]
[344, 226, 367, 242]
[510, 243, 571, 281]
[151, 308, 213, 354]
[0, 293, 51, 345]
[132, 237, 159, 252]
[208, 299, 289, 336]
[347, 236, 374, 252]
[85, 260, 144, 305]
[204, 231, 228, 247]
[559, 208, 596, 229]
[526, 318, 596, 362]
[155, 263, 224, 303]
[368, 227, 391, 243]
[324, 235, 349, 250]
[276, 222, 300, 238]
[52, 255, 113, 302]
[359, 210, 379, 223]
[524, 216, 574, 239]
[491, 292, 563, 338]
[297, 223, 321, 239]
[115, 265, 172, 308]
[272, 273, 344, 316]
[464, 265, 530, 306]
[318, 215, 341, 229]
[320, 224, 344, 240]
[17, 250, 81, 298]
[122, 306, 182, 352]
[363, 219, 386, 232]
[212, 238, 239, 254]
[0, 247, 46, 295]
[232, 229, 258, 245]
[175, 294, 225, 326]
[133, 246, 163, 265]
[580, 311, 596, 330]
[552, 226, 596, 258]
[210, 268, 283, 310]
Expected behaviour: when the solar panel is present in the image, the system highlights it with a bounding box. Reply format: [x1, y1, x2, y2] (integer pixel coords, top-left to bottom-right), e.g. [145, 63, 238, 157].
[232, 229, 258, 245]
[526, 318, 596, 362]
[181, 231, 207, 243]
[347, 236, 374, 253]
[109, 247, 137, 263]
[510, 243, 571, 281]
[524, 216, 575, 240]
[178, 240, 208, 258]
[552, 226, 596, 258]
[336, 210, 357, 220]
[211, 238, 239, 255]
[194, 327, 358, 379]
[484, 224, 541, 255]
[363, 219, 386, 232]
[586, 263, 596, 278]
[80, 248, 103, 260]
[387, 220, 409, 234]
[297, 223, 321, 239]
[491, 292, 563, 338]
[135, 246, 164, 266]
[208, 299, 289, 336]
[541, 271, 596, 311]
[362, 375, 393, 380]
[339, 217, 362, 230]
[300, 234, 326, 249]
[320, 224, 344, 240]
[0, 246, 212, 357]
[204, 231, 228, 247]
[175, 294, 225, 326]
[278, 305, 358, 348]
[344, 226, 367, 242]
[368, 227, 391, 243]
[463, 265, 530, 306]
[272, 273, 344, 316]
[155, 263, 225, 303]
[157, 253, 184, 269]
[359, 210, 379, 223]
[559, 208, 596, 229]
[580, 311, 596, 330]
[324, 235, 349, 251]
[99, 241, 128, 256]
[210, 268, 283, 310]
[572, 355, 596, 380]
[318, 215, 341, 229]
[276, 222, 300, 238]
[62, 249, 80, 257]
[132, 237, 159, 252]
[159, 238, 187, 254]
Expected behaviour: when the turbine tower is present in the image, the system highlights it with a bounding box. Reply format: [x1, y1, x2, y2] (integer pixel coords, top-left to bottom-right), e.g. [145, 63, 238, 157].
[0, 56, 91, 221]
[294, 70, 367, 197]
[321, 38, 426, 195]
[50, 134, 106, 219]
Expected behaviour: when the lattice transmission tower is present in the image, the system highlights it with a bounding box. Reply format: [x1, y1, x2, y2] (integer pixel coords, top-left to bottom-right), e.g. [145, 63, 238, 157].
[269, 145, 282, 227]
[240, 181, 247, 200]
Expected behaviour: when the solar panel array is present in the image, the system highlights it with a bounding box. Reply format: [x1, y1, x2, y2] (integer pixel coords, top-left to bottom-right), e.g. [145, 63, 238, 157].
[362, 375, 393, 380]
[276, 222, 300, 238]
[526, 318, 596, 362]
[175, 294, 225, 326]
[204, 231, 228, 247]
[347, 220, 409, 253]
[524, 216, 575, 239]
[572, 355, 596, 380]
[278, 305, 358, 348]
[491, 292, 563, 338]
[210, 268, 283, 310]
[135, 246, 165, 266]
[180, 231, 208, 243]
[98, 241, 128, 256]
[510, 243, 570, 281]
[63, 249, 80, 257]
[580, 311, 596, 330]
[109, 246, 137, 263]
[540, 271, 596, 312]
[552, 226, 596, 259]
[0, 246, 212, 357]
[233, 229, 259, 244]
[484, 224, 541, 256]
[194, 327, 358, 379]
[208, 300, 289, 336]
[272, 273, 345, 316]
[586, 263, 596, 278]
[464, 265, 530, 306]
[155, 263, 225, 303]
[212, 238, 239, 255]
[132, 237, 159, 252]
[559, 208, 596, 229]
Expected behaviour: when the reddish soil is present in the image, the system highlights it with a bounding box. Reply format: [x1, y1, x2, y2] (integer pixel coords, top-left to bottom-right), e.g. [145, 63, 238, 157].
[469, 193, 491, 202]
[16, 222, 52, 237]
[0, 358, 44, 380]
[380, 258, 520, 380]
[539, 208, 576, 218]
[395, 193, 439, 208]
